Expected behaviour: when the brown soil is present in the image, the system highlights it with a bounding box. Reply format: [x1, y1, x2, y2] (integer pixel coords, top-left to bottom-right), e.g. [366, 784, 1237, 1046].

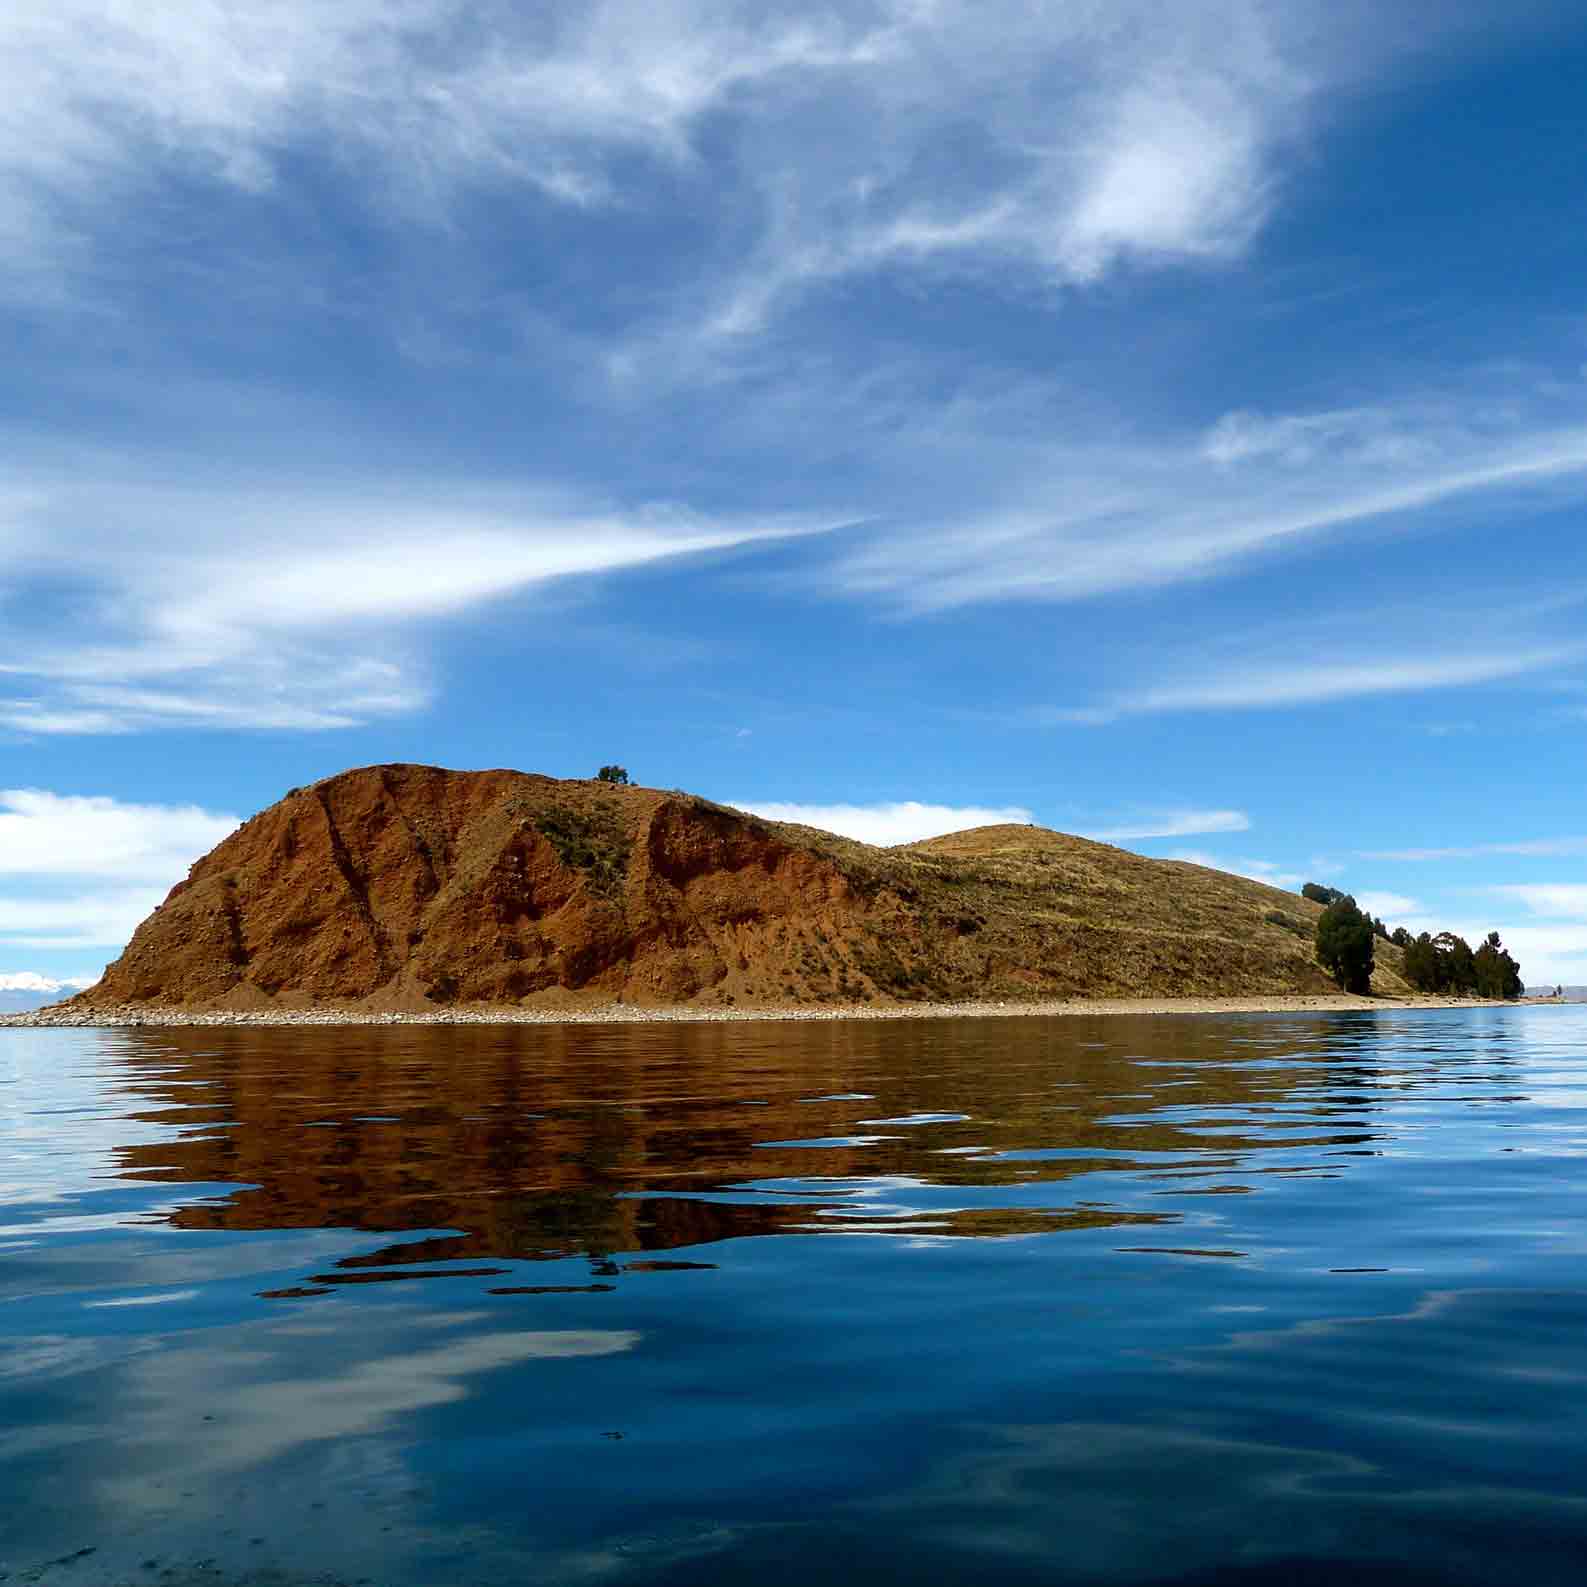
[68, 762, 1413, 1014]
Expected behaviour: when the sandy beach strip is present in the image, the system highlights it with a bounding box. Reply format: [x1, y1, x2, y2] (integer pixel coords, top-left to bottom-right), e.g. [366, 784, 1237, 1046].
[0, 994, 1523, 1029]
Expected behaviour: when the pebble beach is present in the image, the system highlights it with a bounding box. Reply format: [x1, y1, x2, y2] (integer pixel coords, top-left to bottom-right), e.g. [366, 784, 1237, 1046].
[1, 993, 1516, 1028]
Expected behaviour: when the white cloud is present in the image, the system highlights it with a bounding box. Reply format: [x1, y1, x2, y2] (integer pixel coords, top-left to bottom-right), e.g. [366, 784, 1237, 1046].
[0, 970, 97, 993]
[0, 888, 169, 951]
[731, 799, 1033, 847]
[1482, 926, 1587, 986]
[0, 789, 238, 879]
[1493, 885, 1587, 919]
[1170, 851, 1304, 890]
[728, 800, 1246, 847]
[0, 789, 238, 958]
[1354, 891, 1421, 922]
[1082, 810, 1251, 841]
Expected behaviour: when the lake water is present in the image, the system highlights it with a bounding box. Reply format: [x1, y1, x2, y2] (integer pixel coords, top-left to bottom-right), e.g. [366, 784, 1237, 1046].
[3, 1007, 1586, 1587]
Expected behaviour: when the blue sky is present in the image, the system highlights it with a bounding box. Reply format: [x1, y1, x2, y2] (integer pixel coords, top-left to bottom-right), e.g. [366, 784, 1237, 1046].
[4, 0, 1587, 996]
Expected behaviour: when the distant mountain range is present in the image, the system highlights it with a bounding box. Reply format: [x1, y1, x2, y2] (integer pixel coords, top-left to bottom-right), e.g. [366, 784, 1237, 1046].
[1, 990, 68, 1014]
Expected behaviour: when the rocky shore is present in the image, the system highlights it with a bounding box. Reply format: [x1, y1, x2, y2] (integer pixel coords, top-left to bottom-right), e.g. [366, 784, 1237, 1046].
[0, 993, 1514, 1029]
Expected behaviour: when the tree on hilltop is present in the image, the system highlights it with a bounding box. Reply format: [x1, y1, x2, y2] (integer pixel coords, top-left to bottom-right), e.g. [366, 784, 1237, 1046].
[595, 765, 630, 785]
[1316, 895, 1375, 994]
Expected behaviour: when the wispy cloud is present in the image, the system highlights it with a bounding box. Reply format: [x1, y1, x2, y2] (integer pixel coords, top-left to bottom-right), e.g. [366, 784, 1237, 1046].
[1082, 810, 1250, 841]
[1363, 837, 1587, 862]
[1068, 646, 1580, 721]
[832, 392, 1587, 614]
[729, 800, 1033, 847]
[1, 0, 1315, 318]
[0, 461, 824, 733]
[7, 2, 1587, 755]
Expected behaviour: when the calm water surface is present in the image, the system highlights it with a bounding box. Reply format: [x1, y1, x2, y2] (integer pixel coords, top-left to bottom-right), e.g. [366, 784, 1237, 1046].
[3, 1007, 1586, 1586]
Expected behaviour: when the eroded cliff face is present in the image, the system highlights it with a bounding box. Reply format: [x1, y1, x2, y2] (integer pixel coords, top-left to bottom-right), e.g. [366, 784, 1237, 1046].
[80, 766, 921, 1010]
[74, 763, 1397, 1012]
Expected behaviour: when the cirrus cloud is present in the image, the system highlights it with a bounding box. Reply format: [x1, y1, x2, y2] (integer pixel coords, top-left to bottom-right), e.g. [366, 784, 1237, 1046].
[1083, 809, 1251, 842]
[1, 0, 1312, 318]
[0, 461, 829, 735]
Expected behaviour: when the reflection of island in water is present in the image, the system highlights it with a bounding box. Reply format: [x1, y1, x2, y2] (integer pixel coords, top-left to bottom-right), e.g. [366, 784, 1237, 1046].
[102, 1015, 1405, 1290]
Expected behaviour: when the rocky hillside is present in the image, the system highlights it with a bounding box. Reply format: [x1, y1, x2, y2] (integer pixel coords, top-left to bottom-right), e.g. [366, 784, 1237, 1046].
[70, 763, 1411, 1012]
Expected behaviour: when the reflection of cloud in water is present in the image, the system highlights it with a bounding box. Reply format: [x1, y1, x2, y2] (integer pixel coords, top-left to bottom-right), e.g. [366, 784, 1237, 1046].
[103, 1326, 641, 1506]
[858, 1285, 1587, 1583]
[865, 1422, 1375, 1576]
[862, 1419, 1587, 1582]
[84, 1287, 198, 1308]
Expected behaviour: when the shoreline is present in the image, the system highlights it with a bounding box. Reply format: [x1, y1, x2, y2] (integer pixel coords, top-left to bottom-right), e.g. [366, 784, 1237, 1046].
[0, 993, 1528, 1029]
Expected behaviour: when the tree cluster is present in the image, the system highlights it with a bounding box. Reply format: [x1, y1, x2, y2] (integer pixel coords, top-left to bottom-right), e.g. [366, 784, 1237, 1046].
[1395, 928, 1522, 999]
[1303, 883, 1392, 940]
[1314, 895, 1375, 994]
[1306, 880, 1525, 1001]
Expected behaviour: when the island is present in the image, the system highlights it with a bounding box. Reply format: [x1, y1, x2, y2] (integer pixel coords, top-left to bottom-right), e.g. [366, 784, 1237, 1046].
[7, 761, 1518, 1028]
